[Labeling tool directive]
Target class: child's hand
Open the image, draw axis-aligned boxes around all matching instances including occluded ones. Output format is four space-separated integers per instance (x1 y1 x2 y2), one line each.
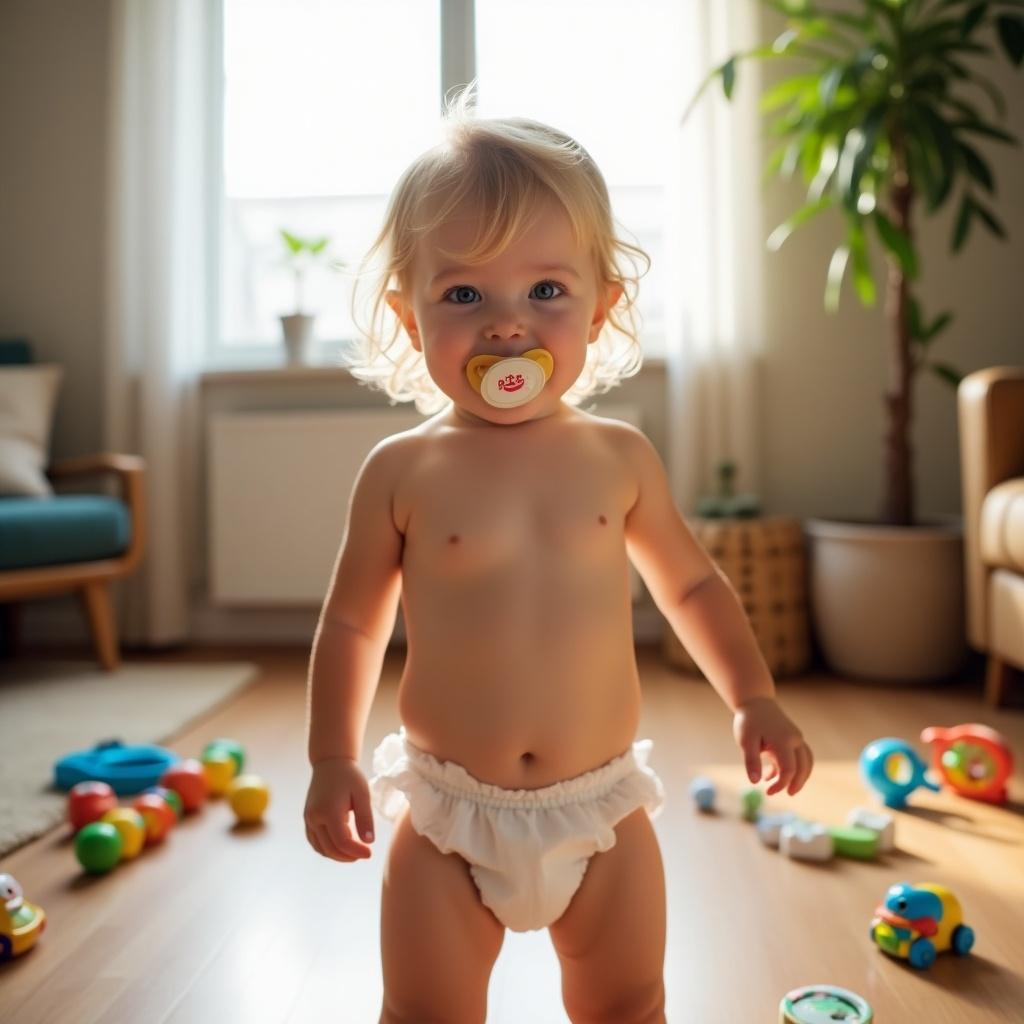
732 696 814 796
304 756 375 862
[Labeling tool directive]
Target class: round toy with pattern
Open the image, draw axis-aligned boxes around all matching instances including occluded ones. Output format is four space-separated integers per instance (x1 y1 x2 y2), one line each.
132 793 176 844
145 785 184 820
160 759 208 813
203 738 246 775
201 749 237 796
870 881 975 969
920 723 1013 805
859 738 940 808
779 984 873 1023
100 807 147 860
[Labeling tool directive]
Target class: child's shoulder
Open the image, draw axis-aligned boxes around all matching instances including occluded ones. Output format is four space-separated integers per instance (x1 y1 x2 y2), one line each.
572 407 654 459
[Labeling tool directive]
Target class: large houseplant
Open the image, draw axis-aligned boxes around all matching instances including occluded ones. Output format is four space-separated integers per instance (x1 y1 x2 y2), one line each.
686 0 1022 679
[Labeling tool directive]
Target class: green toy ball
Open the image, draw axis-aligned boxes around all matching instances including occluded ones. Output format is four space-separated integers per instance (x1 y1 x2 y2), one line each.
740 786 764 822
203 738 245 775
75 821 124 874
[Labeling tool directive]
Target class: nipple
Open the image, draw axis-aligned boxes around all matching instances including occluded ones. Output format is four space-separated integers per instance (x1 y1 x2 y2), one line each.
465 348 555 409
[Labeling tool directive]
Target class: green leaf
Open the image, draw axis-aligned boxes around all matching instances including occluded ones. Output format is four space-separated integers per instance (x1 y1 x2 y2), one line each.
280 228 304 255
874 210 919 278
848 219 877 306
952 193 974 250
930 361 964 387
767 196 834 250
997 15 1024 65
722 57 737 99
956 140 995 191
760 74 820 113
825 244 850 312
971 197 1007 237
924 311 954 341
959 4 989 38
952 117 1019 144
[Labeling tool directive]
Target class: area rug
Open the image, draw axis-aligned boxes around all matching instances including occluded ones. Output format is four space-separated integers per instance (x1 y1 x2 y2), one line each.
0 660 257 857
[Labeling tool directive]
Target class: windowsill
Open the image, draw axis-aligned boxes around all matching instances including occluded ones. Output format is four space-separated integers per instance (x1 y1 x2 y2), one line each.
200 355 666 387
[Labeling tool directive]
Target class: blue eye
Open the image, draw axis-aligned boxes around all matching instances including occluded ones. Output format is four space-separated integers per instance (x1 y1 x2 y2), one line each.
445 285 480 304
531 281 565 300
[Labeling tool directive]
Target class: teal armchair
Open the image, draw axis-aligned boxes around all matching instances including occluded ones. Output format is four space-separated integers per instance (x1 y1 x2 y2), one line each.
0 340 146 669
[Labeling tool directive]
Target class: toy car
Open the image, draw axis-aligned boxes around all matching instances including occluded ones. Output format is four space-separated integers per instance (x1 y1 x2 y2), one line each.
870 882 974 969
0 874 46 961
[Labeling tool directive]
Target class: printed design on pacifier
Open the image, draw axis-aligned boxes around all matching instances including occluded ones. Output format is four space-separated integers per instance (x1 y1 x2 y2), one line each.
465 349 555 408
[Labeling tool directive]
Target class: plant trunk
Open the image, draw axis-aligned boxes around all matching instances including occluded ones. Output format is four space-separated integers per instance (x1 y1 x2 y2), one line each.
883 155 915 526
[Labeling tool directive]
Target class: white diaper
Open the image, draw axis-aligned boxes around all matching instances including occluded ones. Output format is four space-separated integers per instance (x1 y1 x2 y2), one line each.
369 728 665 932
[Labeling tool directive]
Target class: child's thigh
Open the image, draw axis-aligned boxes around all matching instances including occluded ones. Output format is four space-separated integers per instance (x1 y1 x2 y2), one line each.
379 806 505 1024
548 807 666 1023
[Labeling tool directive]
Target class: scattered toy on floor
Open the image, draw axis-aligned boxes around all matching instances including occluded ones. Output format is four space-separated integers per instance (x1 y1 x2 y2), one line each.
688 776 716 812
74 822 123 874
920 723 1013 806
66 780 117 832
227 774 271 824
847 808 895 853
779 984 873 1023
859 737 940 809
0 874 46 961
54 740 179 795
870 882 975 970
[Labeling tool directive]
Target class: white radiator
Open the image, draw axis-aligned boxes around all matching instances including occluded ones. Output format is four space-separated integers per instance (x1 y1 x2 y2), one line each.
207 404 644 605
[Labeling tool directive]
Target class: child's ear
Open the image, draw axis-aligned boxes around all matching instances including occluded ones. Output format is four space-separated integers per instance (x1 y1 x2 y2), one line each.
385 289 421 352
587 282 624 343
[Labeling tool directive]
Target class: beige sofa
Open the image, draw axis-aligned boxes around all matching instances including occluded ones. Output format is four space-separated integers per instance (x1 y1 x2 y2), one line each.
959 366 1024 706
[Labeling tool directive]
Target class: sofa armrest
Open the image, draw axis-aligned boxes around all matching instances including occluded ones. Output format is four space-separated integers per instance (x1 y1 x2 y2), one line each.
47 453 147 574
958 367 1024 649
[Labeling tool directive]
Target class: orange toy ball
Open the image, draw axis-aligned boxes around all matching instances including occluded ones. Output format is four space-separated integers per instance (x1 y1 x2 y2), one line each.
132 793 176 845
160 759 208 813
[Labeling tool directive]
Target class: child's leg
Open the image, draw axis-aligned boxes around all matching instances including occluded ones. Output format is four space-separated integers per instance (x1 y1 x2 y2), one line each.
379 805 506 1024
547 807 667 1024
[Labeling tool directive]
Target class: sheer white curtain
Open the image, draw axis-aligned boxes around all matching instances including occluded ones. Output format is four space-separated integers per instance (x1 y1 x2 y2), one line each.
665 1 765 513
105 0 216 644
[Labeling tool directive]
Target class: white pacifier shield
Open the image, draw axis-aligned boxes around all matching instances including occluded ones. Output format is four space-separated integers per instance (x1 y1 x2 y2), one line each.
479 357 547 408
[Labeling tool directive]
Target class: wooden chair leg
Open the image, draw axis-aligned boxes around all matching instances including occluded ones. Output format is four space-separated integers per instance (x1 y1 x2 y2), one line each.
985 655 1012 708
78 582 120 671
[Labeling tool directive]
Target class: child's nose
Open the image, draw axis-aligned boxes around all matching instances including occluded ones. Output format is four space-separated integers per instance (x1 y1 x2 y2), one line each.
485 317 525 343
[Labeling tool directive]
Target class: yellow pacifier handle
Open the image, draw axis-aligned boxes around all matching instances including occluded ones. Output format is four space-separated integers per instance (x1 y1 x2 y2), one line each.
465 348 554 393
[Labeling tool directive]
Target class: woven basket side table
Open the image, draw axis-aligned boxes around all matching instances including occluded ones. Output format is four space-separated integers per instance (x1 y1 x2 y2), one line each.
662 516 811 679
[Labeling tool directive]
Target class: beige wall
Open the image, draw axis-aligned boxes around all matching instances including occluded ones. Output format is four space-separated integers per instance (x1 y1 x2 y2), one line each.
0 0 112 460
0 1 1021 535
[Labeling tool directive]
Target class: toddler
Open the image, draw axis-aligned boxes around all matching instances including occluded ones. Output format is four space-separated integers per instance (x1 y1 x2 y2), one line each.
304 87 813 1024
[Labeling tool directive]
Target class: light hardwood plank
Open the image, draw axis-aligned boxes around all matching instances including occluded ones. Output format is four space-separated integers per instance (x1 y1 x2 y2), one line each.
1 647 1022 1023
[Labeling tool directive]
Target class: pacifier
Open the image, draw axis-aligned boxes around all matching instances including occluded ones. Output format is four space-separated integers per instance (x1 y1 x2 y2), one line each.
465 348 555 408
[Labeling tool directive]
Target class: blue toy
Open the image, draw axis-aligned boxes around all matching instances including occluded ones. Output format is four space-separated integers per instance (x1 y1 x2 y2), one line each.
859 738 940 809
54 740 180 796
689 776 716 812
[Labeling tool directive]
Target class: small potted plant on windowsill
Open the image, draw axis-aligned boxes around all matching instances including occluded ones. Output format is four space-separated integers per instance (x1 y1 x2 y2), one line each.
278 229 336 365
684 0 1022 681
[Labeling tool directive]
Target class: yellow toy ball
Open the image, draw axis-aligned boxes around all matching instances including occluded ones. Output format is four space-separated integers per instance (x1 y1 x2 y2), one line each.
100 807 146 860
201 750 237 796
227 774 270 824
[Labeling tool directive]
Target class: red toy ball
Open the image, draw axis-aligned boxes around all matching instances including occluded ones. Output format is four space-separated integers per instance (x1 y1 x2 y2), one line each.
67 781 117 832
132 793 176 845
160 759 208 813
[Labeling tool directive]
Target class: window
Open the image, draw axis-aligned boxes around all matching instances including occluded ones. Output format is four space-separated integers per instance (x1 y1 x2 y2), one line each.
217 0 680 365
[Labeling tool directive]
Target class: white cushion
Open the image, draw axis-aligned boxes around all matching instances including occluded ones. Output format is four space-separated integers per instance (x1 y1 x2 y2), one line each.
0 365 64 497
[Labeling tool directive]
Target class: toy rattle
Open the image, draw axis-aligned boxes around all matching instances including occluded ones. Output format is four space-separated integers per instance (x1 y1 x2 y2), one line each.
920 723 1013 805
870 881 974 970
0 874 46 960
859 737 940 808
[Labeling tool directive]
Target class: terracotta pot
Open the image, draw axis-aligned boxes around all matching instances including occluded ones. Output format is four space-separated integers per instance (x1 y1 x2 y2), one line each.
806 517 966 681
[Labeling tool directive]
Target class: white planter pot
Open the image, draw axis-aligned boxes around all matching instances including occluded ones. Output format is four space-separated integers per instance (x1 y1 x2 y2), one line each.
806 518 967 682
280 313 314 365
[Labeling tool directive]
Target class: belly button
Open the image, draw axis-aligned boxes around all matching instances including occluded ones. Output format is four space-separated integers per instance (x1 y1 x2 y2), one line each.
520 752 535 764
598 515 607 525
448 534 460 544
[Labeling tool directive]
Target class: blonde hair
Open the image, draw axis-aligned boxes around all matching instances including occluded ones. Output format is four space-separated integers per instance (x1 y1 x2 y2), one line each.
346 83 650 415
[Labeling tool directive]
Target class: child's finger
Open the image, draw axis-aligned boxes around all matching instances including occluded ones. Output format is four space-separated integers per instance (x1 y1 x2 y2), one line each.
765 747 796 795
353 791 375 844
788 744 814 795
743 740 763 783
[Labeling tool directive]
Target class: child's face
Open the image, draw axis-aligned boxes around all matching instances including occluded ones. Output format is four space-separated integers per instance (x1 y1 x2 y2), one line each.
386 193 621 425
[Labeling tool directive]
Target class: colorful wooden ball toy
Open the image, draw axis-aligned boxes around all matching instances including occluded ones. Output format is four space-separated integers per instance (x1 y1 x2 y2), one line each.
227 774 270 824
99 808 147 860
160 759 208 813
75 822 123 874
67 780 117 832
132 793 176 844
145 785 184 820
203 738 245 775
201 750 237 796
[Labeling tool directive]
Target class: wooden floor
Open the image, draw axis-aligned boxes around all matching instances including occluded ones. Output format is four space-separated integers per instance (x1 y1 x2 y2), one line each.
2 646 1022 1023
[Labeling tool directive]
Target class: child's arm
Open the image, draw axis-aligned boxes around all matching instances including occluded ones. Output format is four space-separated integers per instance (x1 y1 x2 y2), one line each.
304 437 406 860
619 426 813 796
308 437 405 762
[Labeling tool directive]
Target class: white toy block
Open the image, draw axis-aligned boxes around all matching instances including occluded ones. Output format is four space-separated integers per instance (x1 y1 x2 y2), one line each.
847 807 895 852
779 821 834 862
756 812 797 848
